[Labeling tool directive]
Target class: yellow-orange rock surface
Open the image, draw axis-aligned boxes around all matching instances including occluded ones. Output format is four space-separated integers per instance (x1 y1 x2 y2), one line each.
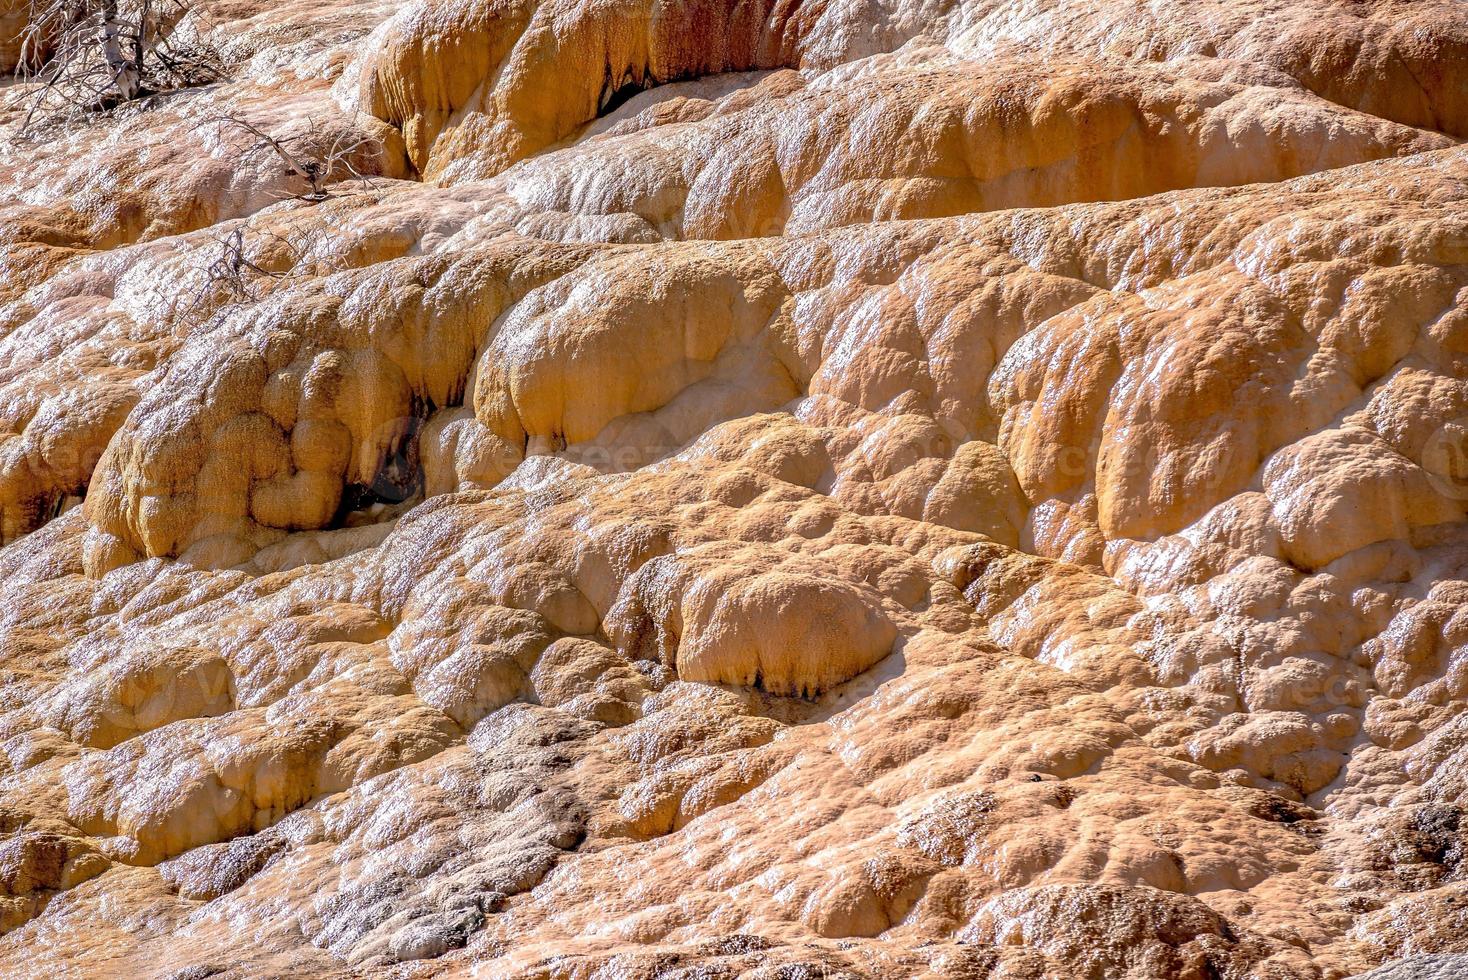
0 0 1467 976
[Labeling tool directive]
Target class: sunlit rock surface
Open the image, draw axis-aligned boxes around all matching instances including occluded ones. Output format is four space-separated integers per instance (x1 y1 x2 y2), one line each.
1 0 1466 976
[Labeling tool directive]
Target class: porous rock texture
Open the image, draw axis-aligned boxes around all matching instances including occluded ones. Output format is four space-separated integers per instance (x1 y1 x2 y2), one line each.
0 0 1467 976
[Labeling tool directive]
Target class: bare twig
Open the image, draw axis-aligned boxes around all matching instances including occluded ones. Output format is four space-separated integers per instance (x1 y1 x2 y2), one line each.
184 226 286 314
180 222 332 326
11 0 223 134
200 113 383 201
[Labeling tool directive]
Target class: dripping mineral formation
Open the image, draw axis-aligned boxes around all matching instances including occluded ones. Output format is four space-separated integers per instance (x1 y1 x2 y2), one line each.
1 0 1467 976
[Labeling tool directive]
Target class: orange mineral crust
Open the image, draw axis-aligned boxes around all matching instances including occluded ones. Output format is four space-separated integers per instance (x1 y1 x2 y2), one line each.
0 0 1467 977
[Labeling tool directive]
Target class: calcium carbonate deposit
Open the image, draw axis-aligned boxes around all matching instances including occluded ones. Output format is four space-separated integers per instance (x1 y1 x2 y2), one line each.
0 0 1466 976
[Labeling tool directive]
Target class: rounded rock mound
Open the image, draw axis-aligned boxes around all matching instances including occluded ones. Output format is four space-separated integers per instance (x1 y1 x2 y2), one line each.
608 544 898 697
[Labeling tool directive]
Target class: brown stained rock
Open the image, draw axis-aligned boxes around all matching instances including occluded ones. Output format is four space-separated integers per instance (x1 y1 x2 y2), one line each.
1 0 1467 976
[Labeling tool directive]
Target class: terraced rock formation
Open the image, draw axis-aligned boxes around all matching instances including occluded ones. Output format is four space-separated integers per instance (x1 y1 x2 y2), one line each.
0 0 1466 976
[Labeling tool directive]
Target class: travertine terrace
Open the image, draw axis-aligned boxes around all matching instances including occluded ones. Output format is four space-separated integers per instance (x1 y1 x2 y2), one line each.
0 0 1466 976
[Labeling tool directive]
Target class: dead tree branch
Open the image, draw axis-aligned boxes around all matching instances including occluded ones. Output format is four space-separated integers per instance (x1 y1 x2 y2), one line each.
200 113 383 201
12 0 222 134
184 226 288 315
180 222 333 326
